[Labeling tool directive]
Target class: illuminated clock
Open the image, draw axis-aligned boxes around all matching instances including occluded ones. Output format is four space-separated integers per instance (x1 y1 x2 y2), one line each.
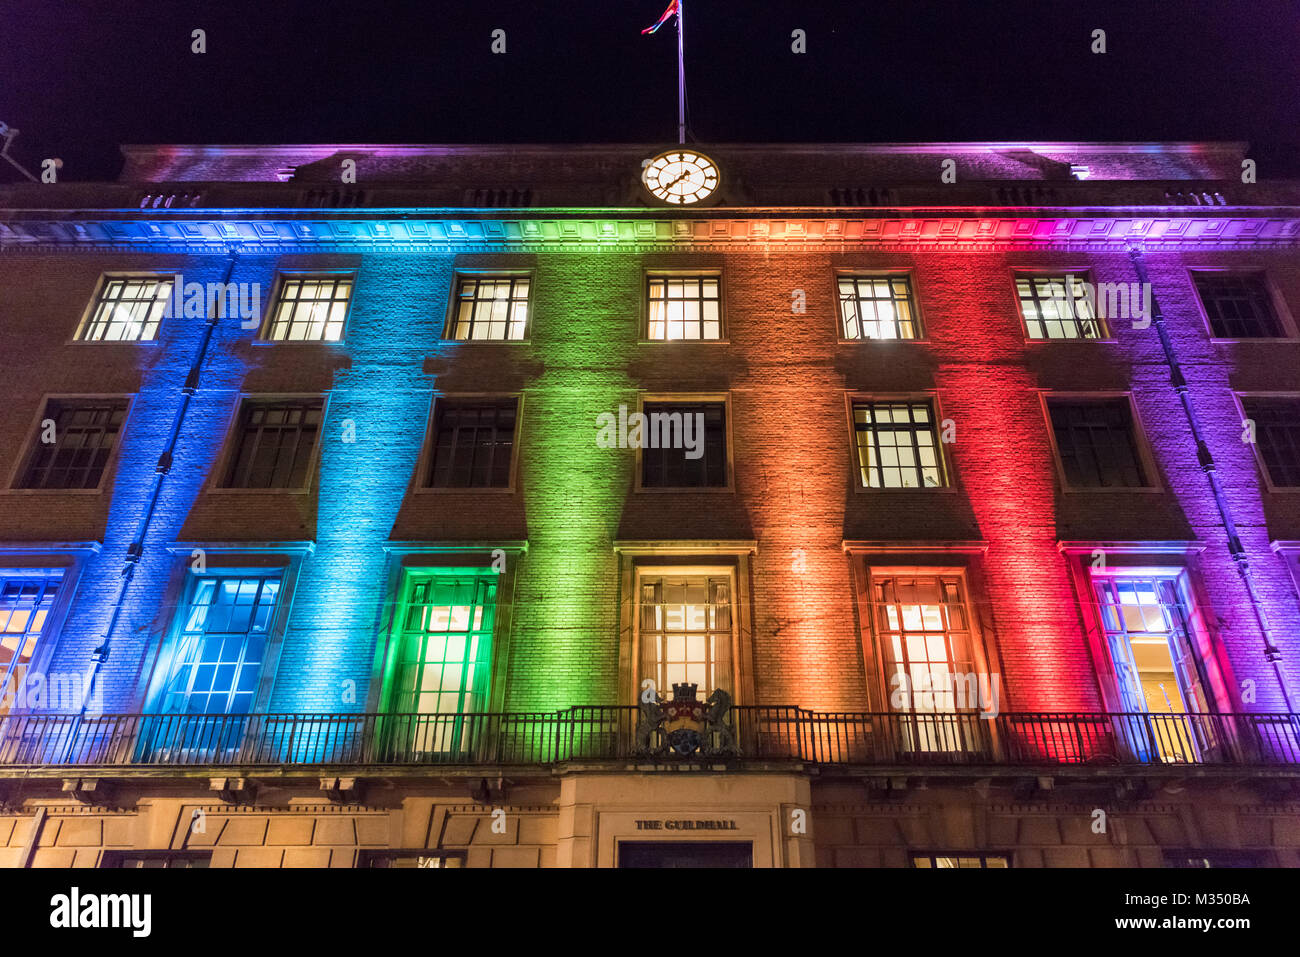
641 149 720 205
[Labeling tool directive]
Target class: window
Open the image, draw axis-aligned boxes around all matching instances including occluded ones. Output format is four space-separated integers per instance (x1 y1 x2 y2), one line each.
221 398 323 489
870 573 982 752
16 398 129 490
263 275 352 341
837 275 919 340
357 851 465 868
158 575 280 714
1092 572 1213 762
1193 273 1286 338
639 575 733 695
1241 396 1300 488
1047 397 1150 488
388 573 497 752
646 275 722 340
426 398 518 489
912 854 1009 868
449 276 530 341
0 573 62 716
851 400 946 489
78 276 172 342
102 851 212 868
640 401 728 488
1163 851 1267 868
1015 274 1106 340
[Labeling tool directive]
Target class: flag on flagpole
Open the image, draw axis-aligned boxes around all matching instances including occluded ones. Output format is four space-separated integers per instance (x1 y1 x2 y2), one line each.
641 0 679 35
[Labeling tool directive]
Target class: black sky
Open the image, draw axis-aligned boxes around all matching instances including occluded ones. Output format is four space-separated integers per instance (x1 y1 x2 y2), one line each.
1 0 1298 181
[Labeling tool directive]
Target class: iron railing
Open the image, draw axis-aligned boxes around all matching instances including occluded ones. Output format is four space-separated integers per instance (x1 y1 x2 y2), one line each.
1 709 1298 769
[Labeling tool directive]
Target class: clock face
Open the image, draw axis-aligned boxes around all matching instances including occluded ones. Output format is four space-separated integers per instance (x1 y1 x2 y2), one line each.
642 150 720 205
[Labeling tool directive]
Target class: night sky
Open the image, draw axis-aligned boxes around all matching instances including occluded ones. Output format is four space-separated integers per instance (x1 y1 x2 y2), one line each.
1 0 1297 181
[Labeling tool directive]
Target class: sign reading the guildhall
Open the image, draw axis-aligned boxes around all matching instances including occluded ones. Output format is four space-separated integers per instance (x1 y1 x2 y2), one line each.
634 819 740 831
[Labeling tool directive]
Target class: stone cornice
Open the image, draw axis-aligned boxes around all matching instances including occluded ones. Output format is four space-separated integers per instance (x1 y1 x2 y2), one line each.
1 210 1299 252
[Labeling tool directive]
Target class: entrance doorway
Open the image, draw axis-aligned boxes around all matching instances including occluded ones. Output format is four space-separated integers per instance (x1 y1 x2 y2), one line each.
618 841 753 868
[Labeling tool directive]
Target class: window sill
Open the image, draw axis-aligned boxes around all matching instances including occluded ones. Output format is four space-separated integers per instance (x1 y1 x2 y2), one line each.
1057 485 1165 494
250 339 348 347
414 486 518 495
1208 337 1300 345
204 486 315 495
1 487 107 495
837 337 932 345
634 485 734 494
438 338 532 346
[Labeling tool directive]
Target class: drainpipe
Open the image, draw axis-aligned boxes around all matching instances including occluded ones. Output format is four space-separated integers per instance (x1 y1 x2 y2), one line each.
77 245 241 723
1128 244 1294 711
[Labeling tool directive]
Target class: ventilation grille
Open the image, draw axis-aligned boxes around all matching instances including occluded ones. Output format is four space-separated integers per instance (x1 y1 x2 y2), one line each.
1164 189 1227 206
138 191 203 209
466 188 535 207
828 187 894 206
302 188 369 207
991 186 1060 205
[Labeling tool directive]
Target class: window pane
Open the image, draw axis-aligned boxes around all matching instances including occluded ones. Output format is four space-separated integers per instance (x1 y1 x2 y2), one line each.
1242 396 1300 487
838 275 920 340
640 402 727 488
18 399 129 490
1016 275 1106 340
646 276 723 340
78 277 171 342
852 400 945 488
1194 273 1284 339
222 398 324 489
161 575 279 716
639 575 733 697
264 276 352 341
1047 398 1148 488
449 276 530 341
427 398 518 488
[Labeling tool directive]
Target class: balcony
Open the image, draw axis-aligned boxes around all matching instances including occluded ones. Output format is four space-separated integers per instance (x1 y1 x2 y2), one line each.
2 709 1300 774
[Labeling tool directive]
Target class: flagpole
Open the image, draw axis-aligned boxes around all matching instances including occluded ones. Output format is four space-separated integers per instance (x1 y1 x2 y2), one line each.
676 0 686 144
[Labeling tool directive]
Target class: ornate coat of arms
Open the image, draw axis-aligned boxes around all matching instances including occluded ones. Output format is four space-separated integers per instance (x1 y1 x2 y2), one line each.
635 683 738 758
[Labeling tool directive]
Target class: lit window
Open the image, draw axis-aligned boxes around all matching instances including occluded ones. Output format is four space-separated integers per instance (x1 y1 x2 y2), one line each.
1093 573 1213 763
870 573 980 752
388 573 497 753
159 575 280 714
639 575 732 694
78 277 172 342
17 398 129 490
838 275 919 340
449 276 530 341
0 573 62 716
358 851 465 868
426 398 518 489
1193 273 1286 339
263 275 352 341
1047 397 1150 488
103 851 213 868
1163 851 1265 868
913 854 1009 868
640 401 728 488
1015 274 1106 340
851 400 945 488
646 276 722 340
221 398 323 489
1240 396 1300 487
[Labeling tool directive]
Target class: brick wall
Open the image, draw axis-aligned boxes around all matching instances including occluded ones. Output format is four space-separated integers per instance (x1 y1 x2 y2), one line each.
2 240 1300 715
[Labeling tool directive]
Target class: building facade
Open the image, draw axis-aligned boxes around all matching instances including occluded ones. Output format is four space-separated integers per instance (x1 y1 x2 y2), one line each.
2 142 1300 867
